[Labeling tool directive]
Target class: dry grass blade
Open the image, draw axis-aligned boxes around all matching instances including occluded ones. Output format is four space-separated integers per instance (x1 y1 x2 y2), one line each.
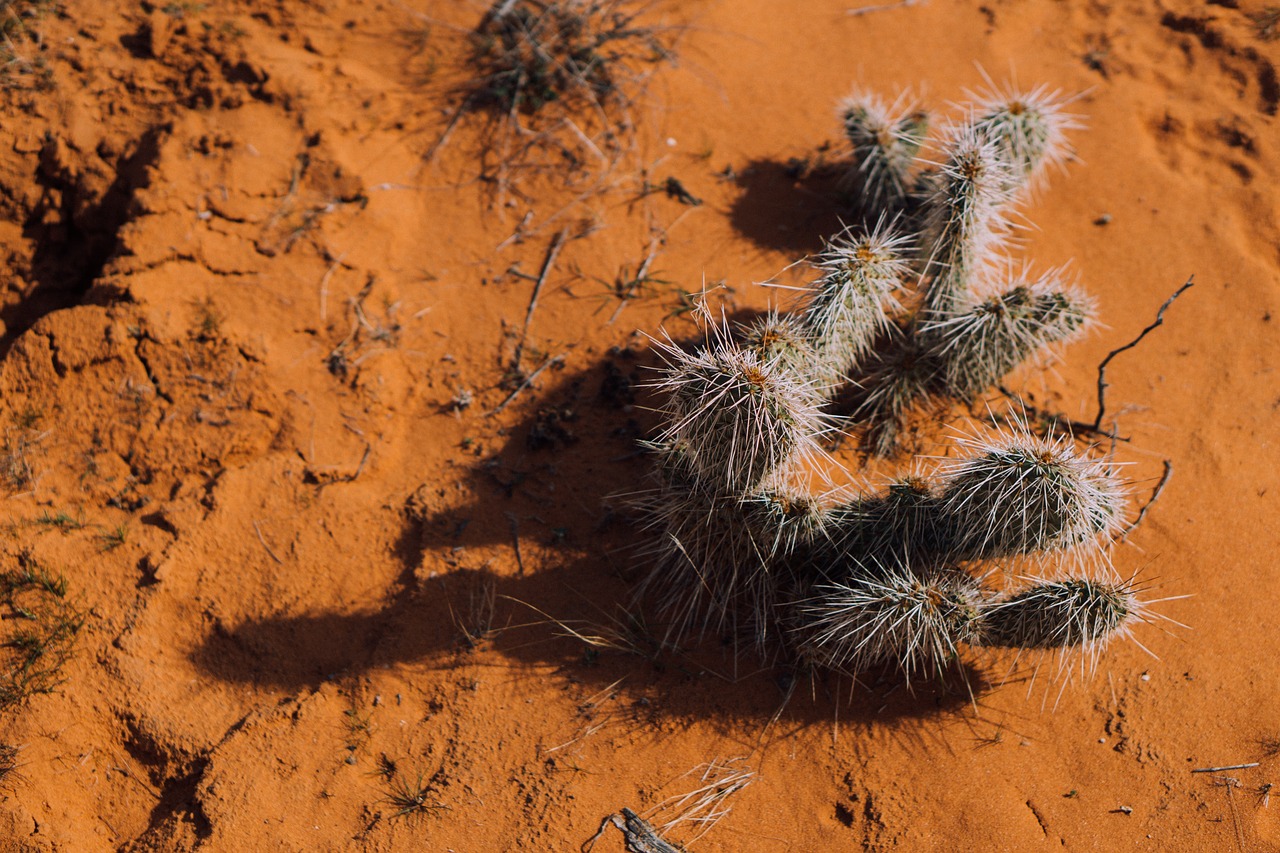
652 757 757 844
383 765 448 819
0 742 20 789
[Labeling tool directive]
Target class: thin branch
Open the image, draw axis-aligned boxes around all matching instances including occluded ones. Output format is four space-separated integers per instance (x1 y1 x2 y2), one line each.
1120 459 1173 540
1092 278 1194 432
1192 763 1259 774
994 385 1126 443
608 238 662 324
507 512 526 576
424 95 474 165
487 353 564 416
847 0 925 15
345 444 372 481
318 253 348 322
252 520 284 565
514 228 569 365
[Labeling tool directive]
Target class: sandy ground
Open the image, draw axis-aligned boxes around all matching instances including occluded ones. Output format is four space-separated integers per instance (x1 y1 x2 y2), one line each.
0 0 1278 850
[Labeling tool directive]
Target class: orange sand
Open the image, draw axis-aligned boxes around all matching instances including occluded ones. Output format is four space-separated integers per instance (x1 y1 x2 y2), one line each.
0 1 1278 850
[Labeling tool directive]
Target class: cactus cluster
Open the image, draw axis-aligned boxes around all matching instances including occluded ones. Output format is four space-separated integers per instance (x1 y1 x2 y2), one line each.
827 83 1087 453
635 82 1148 685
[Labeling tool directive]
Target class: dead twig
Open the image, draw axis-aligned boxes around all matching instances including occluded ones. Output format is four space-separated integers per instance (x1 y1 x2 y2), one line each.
252 520 284 565
847 0 925 15
1193 763 1260 774
496 210 535 251
423 95 474 165
1120 459 1173 540
1092 278 1194 433
507 512 526 576
514 229 568 366
1212 774 1246 853
318 253 348 322
306 444 373 485
488 353 564 416
608 239 663 325
339 444 373 482
994 385 1125 443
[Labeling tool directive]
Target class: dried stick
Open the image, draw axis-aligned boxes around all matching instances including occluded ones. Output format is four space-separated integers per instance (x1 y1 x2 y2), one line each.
1120 459 1173 540
488 353 564 417
318 254 347 322
252 520 284 565
994 385 1124 442
517 228 569 357
847 0 924 14
1092 278 1194 432
507 512 526 576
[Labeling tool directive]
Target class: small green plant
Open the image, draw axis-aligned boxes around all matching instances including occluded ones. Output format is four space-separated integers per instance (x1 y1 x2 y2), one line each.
1 552 86 711
341 696 374 763
97 524 128 552
33 510 86 533
190 296 224 342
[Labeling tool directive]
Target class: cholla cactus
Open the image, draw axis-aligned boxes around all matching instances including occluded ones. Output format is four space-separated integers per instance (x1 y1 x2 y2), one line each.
966 81 1079 196
632 81 1158 685
922 272 1094 401
935 427 1127 561
839 83 1092 451
792 563 984 679
799 221 910 385
840 89 929 211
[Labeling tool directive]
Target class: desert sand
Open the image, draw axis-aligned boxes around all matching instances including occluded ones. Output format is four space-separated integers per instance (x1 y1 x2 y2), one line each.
0 0 1278 850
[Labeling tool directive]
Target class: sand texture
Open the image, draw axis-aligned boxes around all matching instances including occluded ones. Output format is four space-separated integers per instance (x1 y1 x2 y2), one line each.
0 0 1278 850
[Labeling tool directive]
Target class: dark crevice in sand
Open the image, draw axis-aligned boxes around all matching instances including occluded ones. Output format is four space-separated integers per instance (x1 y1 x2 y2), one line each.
2 124 170 357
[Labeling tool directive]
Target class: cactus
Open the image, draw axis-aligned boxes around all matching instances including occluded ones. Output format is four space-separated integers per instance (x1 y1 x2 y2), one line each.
650 322 828 495
799 219 911 385
792 563 983 679
966 81 1079 196
839 89 929 212
935 426 1127 561
921 272 1094 401
980 577 1141 652
632 80 1157 688
916 126 1015 322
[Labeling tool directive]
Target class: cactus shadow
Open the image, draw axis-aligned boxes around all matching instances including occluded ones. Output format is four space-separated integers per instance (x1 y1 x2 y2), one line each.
727 157 851 254
188 353 992 729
